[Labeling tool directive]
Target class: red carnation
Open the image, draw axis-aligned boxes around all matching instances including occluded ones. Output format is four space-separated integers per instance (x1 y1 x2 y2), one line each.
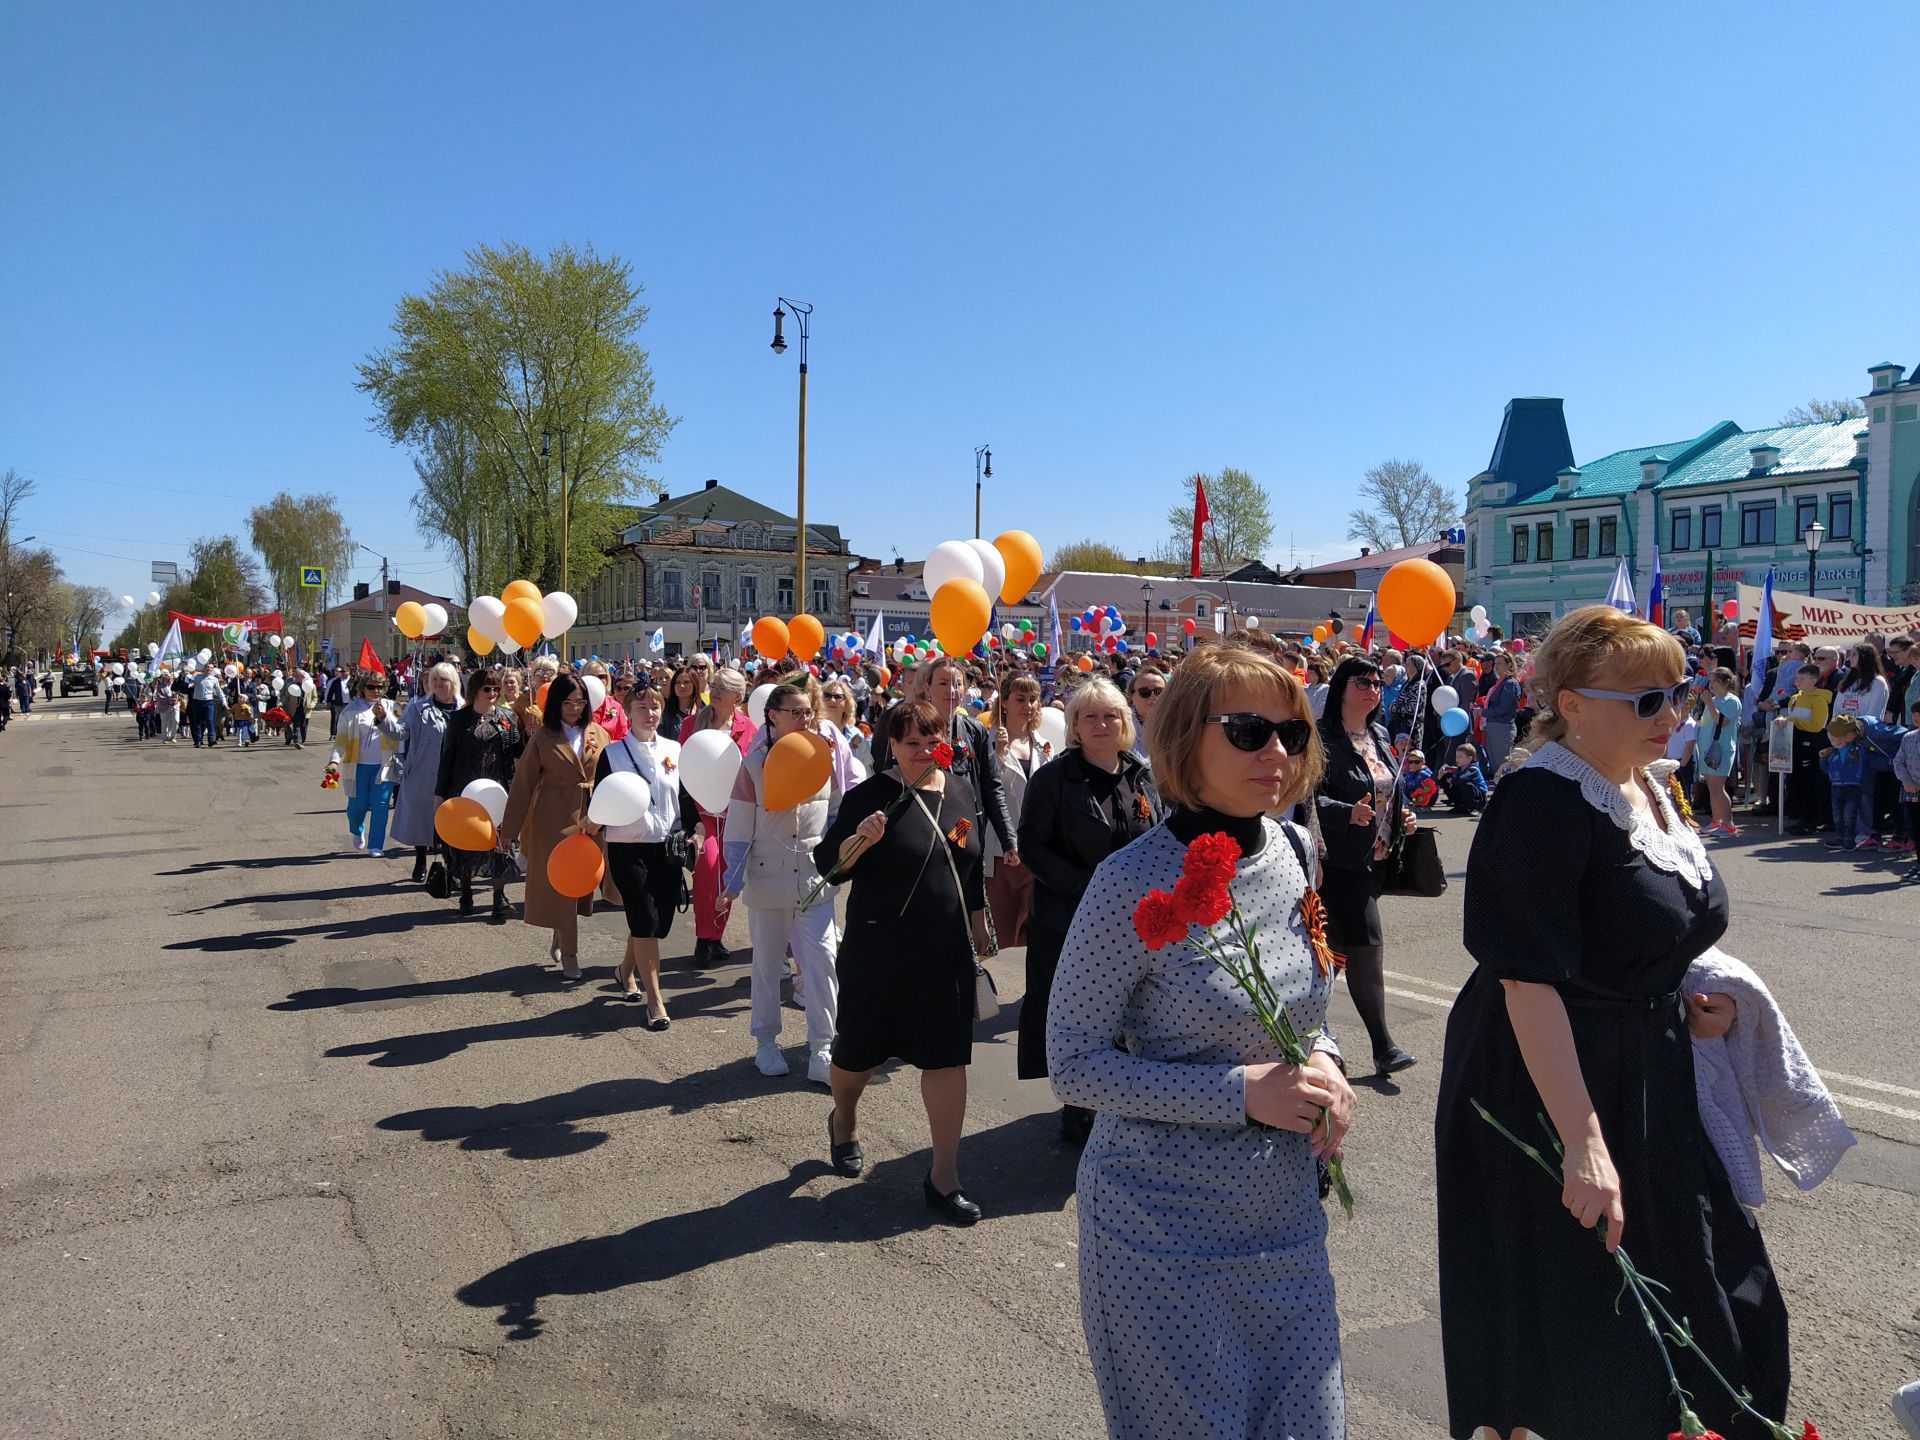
1181 831 1241 890
1132 888 1189 950
929 739 955 769
1172 873 1232 926
1801 1425 1820 1440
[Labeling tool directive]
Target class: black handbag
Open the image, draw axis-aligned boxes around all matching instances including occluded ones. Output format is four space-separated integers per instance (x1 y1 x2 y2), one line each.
424 859 451 899
1381 828 1447 897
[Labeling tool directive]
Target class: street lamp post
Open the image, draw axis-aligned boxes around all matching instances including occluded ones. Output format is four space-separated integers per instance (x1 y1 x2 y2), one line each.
974 445 992 539
356 541 391 666
770 300 812 613
1805 521 1825 600
542 427 571 658
1140 579 1154 650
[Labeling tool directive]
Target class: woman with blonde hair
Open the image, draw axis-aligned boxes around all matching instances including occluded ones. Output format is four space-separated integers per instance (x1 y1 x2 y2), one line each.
679 665 754 968
1435 605 1786 1440
390 661 463 884
986 672 1046 947
1017 676 1162 1142
1047 643 1352 1440
323 672 406 858
516 656 559 738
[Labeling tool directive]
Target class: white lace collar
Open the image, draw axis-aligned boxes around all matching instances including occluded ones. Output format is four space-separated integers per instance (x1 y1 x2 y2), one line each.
1525 741 1714 890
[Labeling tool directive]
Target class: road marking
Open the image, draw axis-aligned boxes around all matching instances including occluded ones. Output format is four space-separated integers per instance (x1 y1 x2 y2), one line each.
1384 969 1464 995
1385 985 1454 1010
1827 1092 1920 1123
1822 1071 1920 1101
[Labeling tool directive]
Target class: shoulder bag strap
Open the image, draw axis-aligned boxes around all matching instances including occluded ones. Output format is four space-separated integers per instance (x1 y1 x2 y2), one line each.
906 783 974 933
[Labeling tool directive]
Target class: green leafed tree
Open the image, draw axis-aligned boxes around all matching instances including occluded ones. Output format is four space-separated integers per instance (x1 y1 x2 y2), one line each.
248 491 353 635
1167 468 1274 574
356 242 677 598
1046 539 1139 574
1346 458 1458 551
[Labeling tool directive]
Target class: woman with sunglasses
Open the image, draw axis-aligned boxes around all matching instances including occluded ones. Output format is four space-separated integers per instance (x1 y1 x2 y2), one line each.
435 668 524 921
1315 656 1417 1076
986 673 1046 947
1016 676 1162 1144
1047 642 1352 1440
323 671 406 857
1434 606 1786 1440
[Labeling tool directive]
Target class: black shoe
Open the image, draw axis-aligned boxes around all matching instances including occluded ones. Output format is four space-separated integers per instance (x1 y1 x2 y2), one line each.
644 1010 671 1032
411 857 427 883
828 1111 864 1177
459 886 475 914
1374 1046 1418 1076
923 1174 981 1225
488 895 510 925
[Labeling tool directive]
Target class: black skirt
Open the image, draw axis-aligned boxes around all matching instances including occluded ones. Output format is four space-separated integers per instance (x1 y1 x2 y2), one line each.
1318 862 1383 950
833 912 974 1072
606 841 679 940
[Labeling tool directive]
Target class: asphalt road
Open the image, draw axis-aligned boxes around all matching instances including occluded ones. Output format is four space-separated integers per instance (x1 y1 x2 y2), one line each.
3 691 1916 1438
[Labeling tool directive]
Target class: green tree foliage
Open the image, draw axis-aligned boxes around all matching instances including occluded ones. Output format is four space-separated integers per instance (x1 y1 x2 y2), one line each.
1167 468 1274 573
53 582 113 656
248 492 353 634
1046 539 1140 574
1346 458 1457 551
108 536 268 653
356 242 676 598
2 467 65 661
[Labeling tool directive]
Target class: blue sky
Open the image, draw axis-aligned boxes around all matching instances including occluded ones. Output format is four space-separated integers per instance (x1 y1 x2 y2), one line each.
3 1 1914 614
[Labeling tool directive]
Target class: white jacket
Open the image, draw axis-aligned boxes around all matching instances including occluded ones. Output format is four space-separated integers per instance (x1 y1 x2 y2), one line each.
723 739 843 908
599 733 683 845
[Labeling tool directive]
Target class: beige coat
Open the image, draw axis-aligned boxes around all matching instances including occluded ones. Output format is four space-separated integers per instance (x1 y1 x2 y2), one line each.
501 722 610 929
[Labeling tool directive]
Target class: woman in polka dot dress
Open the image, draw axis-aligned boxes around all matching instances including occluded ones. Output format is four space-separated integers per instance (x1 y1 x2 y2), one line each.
1048 643 1356 1440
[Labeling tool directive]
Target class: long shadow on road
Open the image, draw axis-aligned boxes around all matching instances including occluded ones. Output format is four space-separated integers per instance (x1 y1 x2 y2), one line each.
271 961 560 1012
455 1110 1079 1339
158 853 339 876
165 906 466 951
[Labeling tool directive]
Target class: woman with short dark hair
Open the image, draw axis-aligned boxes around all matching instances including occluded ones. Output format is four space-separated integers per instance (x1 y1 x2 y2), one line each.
499 673 609 979
436 668 523 922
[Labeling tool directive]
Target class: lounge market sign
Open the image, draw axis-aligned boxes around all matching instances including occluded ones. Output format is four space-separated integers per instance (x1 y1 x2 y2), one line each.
1735 585 1920 648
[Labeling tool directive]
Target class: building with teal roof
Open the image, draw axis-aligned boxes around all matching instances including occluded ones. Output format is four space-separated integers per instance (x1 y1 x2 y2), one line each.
1463 358 1920 636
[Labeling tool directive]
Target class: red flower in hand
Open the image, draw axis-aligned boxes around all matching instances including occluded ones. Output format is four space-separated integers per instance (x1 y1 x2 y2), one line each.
1181 831 1241 890
1801 1425 1821 1440
1171 873 1232 926
1132 888 1188 950
929 740 955 769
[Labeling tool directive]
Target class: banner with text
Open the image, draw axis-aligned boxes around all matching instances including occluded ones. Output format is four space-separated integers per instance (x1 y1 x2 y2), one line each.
168 609 284 634
1736 585 1920 649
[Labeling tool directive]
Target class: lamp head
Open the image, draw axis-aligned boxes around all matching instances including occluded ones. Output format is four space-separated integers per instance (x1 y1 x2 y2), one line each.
1806 521 1826 554
983 446 992 477
771 305 787 354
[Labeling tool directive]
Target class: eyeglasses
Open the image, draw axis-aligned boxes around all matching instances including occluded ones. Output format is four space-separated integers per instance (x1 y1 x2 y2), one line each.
1570 682 1690 719
1349 676 1384 691
1205 713 1314 755
1134 686 1164 698
478 686 499 694
776 707 814 721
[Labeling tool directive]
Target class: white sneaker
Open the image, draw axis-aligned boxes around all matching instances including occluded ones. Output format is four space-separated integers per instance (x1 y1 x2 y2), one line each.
754 1039 790 1077
368 847 385 859
353 831 368 851
806 1049 833 1086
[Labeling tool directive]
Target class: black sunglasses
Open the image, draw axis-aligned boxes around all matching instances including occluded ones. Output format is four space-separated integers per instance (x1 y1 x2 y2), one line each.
1205 713 1314 755
1570 681 1691 719
1349 676 1384 691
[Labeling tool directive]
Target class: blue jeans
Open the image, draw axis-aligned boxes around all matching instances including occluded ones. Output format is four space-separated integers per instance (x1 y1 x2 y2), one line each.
346 764 394 849
189 699 216 746
1831 784 1870 845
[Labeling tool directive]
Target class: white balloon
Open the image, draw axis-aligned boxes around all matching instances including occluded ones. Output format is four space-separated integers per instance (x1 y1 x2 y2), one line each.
460 778 509 827
273 669 284 681
268 635 282 648
1244 615 1260 630
588 771 649 827
147 591 161 605
147 642 159 657
539 592 578 640
469 595 509 644
272 677 285 693
1470 605 1489 624
924 539 985 597
420 603 450 638
1000 622 1017 641
681 728 744 813
1035 706 1068 755
197 648 213 664
120 595 135 608
747 681 776 728
278 635 290 647
964 539 1006 606
110 662 125 675
581 674 607 713
224 663 239 678
1431 685 1460 714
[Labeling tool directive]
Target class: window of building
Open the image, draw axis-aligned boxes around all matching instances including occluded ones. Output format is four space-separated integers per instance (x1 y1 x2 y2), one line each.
1897 404 1919 422
1793 497 1818 540
1740 501 1776 546
1670 510 1691 551
777 576 795 611
1701 505 1722 549
1195 600 1209 620
1466 533 1476 571
1829 493 1853 540
1534 523 1553 562
1511 528 1529 565
738 573 757 613
661 570 683 610
1510 609 1553 639
1598 517 1617 556
1571 518 1590 559
700 571 721 611
812 577 832 616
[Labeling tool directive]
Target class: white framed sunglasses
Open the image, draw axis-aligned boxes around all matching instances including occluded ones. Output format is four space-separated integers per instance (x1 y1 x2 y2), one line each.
1570 681 1690 719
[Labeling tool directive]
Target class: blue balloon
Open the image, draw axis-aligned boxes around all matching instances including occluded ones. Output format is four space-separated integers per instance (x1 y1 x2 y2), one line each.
1069 617 1082 631
1440 707 1471 737
1115 639 1129 653
1105 605 1119 619
903 634 916 645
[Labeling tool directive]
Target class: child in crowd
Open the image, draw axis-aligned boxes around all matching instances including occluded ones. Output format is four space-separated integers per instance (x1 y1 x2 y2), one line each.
1401 748 1437 811
1819 715 1870 851
1895 723 1920 885
1665 695 1700 797
1439 741 1489 814
231 694 257 748
1785 663 1833 836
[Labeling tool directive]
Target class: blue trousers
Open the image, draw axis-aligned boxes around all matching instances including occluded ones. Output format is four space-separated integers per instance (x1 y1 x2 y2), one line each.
1831 784 1870 845
346 765 394 849
189 699 216 746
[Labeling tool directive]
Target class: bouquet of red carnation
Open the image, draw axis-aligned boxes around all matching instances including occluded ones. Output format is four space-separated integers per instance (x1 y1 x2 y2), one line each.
800 738 955 912
1134 832 1353 1216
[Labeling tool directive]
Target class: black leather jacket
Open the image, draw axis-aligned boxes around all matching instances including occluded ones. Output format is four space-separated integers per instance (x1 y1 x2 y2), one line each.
1314 720 1406 875
1017 749 1161 931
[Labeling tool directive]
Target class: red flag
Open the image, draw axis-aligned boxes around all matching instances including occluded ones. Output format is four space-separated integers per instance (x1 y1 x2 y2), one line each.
1190 477 1210 578
355 637 386 676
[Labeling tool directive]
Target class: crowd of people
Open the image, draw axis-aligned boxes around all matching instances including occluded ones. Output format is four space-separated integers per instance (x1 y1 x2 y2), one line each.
17 598 1915 1439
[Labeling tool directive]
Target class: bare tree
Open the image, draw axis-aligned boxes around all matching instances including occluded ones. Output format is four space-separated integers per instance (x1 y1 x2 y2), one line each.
0 466 34 544
1779 398 1865 425
1346 459 1458 551
54 583 113 656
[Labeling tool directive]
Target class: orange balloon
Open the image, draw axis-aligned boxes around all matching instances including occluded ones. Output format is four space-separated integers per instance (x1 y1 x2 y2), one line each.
873 665 891 688
762 730 832 811
930 577 991 654
751 615 790 660
503 595 544 649
787 613 825 662
468 626 495 656
393 601 426 639
502 579 542 605
1076 654 1094 673
1375 558 1456 648
992 529 1042 605
546 832 604 898
434 796 496 852
534 681 550 711
1312 623 1330 642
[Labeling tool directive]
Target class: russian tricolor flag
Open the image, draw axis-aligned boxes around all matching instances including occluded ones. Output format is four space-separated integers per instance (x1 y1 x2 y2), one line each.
1648 544 1665 629
1359 600 1376 651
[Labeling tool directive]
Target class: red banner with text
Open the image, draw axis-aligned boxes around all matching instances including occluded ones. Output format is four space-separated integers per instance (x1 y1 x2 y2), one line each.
167 610 285 634
1736 585 1920 649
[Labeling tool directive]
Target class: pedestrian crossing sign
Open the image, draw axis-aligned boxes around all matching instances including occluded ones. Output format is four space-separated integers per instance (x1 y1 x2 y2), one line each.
300 565 325 588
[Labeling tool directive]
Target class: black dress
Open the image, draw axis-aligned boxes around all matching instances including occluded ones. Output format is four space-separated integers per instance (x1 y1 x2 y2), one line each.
1434 746 1789 1440
435 706 524 886
816 771 985 1073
